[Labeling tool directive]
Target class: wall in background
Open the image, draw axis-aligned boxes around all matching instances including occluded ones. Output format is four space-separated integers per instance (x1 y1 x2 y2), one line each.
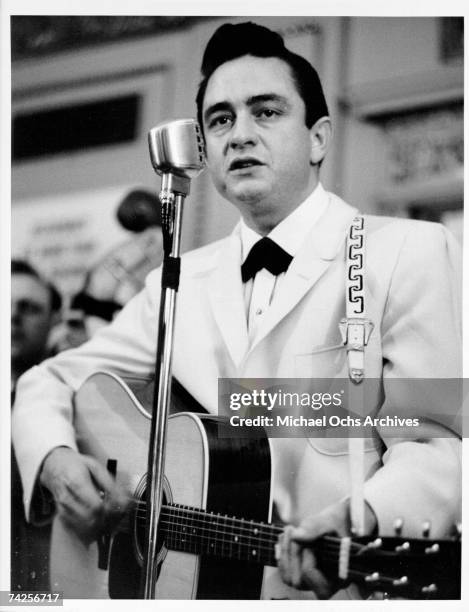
11 16 463 292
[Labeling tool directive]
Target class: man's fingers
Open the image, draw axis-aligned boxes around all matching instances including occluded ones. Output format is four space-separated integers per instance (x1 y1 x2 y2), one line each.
278 530 333 597
278 526 306 588
82 455 116 494
82 455 129 513
40 447 128 541
44 451 102 512
289 537 303 587
52 459 106 539
300 548 331 598
276 501 354 596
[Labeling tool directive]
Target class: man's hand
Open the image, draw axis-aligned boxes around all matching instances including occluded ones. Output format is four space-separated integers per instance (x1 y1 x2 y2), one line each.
40 446 130 542
277 498 377 598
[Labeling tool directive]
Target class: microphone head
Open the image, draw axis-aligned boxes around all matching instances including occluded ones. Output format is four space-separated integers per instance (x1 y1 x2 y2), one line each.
148 118 205 179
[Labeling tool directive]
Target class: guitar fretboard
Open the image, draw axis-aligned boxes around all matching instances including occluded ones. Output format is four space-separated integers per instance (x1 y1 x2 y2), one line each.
158 503 282 566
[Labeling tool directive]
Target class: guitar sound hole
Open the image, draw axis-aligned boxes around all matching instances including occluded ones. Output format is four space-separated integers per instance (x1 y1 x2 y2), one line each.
133 476 171 567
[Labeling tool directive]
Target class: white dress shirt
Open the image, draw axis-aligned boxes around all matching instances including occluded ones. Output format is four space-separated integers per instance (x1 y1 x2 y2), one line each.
240 183 329 344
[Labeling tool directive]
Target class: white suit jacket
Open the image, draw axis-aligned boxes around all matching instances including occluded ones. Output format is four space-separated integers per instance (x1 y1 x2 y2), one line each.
13 192 462 589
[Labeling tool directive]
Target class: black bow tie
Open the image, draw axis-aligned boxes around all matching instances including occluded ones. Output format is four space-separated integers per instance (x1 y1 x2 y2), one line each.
241 237 293 282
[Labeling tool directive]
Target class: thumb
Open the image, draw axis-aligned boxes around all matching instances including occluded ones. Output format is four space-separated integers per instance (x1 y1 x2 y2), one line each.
82 455 130 511
82 455 116 493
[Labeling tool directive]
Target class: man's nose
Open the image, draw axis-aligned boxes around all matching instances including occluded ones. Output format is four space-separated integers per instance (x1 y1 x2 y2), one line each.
228 114 258 150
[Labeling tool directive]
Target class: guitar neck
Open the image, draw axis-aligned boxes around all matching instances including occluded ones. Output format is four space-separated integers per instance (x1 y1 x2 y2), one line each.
160 503 282 567
158 503 344 575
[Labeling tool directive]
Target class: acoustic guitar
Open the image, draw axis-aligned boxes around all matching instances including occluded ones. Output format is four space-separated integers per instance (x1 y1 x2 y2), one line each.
49 371 461 599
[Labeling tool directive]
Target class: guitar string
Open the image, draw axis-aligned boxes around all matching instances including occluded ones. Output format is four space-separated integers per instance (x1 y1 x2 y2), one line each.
131 503 342 543
135 526 398 574
118 519 278 560
158 520 287 553
133 504 284 536
124 502 403 560
138 509 283 535
130 513 348 559
139 528 385 578
118 511 424 584
133 500 359 546
125 504 345 554
158 519 287 543
140 521 416 584
134 511 356 554
157 529 340 552
148 523 425 593
117 507 440 592
141 525 421 591
131 501 365 549
158 526 345 557
158 516 450 584
118 513 411 586
156 540 345 567
341 568 412 588
135 511 339 550
156 524 348 563
132 510 358 556
133 502 457 554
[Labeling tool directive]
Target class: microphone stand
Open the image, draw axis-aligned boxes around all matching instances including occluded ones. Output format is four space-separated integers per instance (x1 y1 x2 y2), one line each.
141 171 190 599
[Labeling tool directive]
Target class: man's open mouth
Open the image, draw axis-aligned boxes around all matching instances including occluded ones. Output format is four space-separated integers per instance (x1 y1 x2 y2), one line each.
229 158 263 171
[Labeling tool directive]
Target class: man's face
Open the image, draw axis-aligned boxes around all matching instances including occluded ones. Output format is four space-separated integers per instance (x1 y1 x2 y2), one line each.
202 55 318 232
11 273 55 369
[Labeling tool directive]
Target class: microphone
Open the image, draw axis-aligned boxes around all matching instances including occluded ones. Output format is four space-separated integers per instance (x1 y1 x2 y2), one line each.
148 119 205 198
144 119 206 597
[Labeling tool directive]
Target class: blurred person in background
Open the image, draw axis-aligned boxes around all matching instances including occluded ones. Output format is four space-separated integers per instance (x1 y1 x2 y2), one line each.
50 189 164 353
11 259 62 393
11 259 62 591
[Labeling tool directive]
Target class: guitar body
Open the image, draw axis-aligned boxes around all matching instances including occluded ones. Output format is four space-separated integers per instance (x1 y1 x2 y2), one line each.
50 372 272 599
50 372 461 600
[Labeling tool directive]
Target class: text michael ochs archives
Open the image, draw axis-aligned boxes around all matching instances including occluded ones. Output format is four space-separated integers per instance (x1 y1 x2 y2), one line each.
227 388 420 429
217 378 463 438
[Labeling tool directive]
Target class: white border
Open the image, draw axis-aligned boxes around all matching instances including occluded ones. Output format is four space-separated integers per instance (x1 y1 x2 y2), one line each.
1 3 467 612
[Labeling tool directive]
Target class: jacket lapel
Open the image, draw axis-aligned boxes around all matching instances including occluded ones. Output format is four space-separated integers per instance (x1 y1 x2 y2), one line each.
248 195 358 352
205 195 358 367
206 227 249 368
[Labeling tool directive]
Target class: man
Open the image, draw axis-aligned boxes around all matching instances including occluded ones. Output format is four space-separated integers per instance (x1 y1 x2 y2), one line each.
12 23 461 599
11 260 62 390
11 260 62 591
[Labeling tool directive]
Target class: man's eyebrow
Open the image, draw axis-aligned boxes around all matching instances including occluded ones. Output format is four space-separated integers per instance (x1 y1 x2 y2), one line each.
246 93 289 106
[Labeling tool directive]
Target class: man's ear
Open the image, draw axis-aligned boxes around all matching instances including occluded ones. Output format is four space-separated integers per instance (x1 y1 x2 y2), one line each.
309 116 332 165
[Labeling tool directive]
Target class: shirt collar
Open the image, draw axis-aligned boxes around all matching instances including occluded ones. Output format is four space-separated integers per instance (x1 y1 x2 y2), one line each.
240 182 329 262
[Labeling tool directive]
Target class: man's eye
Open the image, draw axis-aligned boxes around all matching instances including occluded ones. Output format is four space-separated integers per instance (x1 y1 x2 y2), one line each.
257 108 279 119
208 115 233 129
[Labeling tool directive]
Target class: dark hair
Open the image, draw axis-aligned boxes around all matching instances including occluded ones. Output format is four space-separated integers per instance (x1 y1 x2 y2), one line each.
11 259 62 312
196 22 329 131
116 189 161 233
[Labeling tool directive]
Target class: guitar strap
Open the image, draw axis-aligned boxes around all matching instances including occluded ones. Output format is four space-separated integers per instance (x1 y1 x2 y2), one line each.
339 215 374 536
